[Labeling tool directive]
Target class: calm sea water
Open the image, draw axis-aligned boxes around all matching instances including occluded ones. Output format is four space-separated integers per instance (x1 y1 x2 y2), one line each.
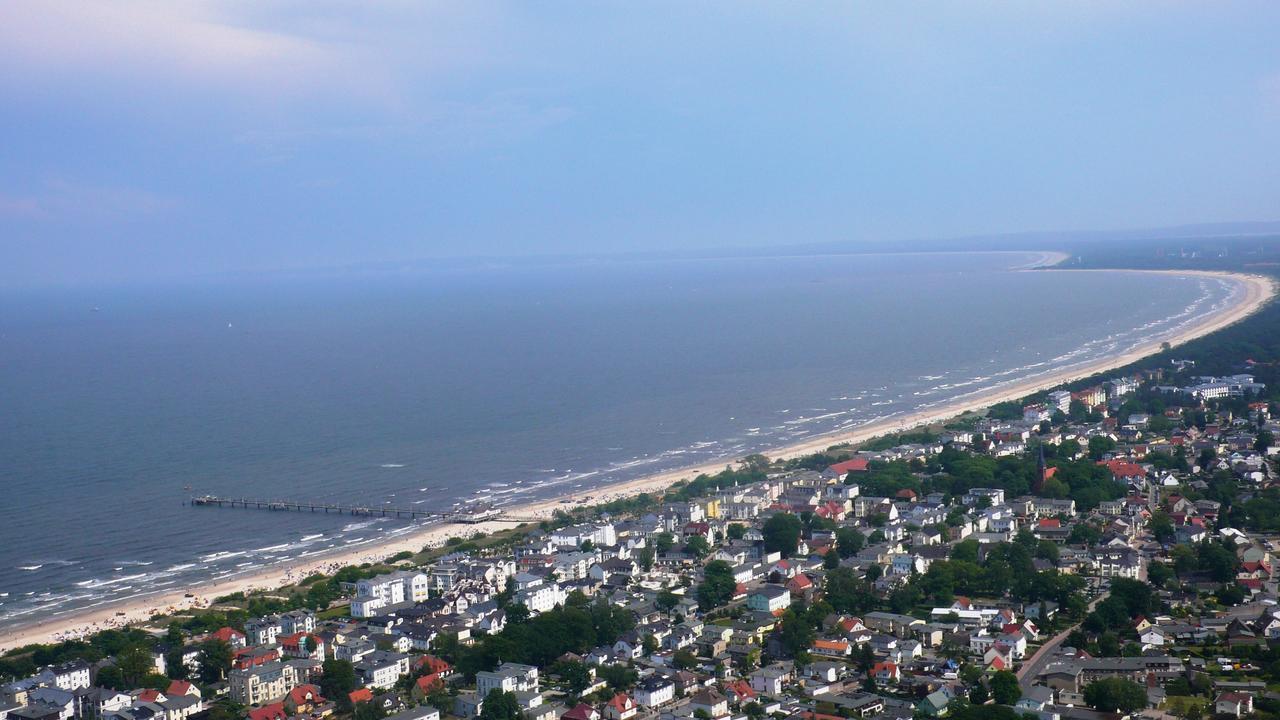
0 252 1238 628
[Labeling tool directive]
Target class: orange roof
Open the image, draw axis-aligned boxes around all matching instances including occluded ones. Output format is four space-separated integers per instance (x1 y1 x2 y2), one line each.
1099 460 1146 478
828 458 869 474
166 681 193 697
279 631 320 649
248 703 287 720
416 655 452 675
416 674 444 693
211 627 244 641
288 685 325 706
723 680 755 699
812 639 849 652
349 688 374 704
606 694 634 712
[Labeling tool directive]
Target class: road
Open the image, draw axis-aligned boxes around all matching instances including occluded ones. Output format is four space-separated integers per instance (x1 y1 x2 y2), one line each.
1017 591 1109 690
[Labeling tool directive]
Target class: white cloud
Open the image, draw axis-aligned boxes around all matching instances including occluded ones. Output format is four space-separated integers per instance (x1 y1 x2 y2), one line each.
0 1 390 103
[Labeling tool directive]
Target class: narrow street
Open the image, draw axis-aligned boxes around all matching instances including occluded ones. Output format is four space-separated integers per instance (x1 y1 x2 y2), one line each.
1017 591 1109 689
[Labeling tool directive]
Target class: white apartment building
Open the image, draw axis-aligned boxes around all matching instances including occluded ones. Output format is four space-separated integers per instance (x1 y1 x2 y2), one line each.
476 663 539 697
1047 390 1072 413
549 523 617 549
229 662 297 705
351 571 430 618
511 583 567 615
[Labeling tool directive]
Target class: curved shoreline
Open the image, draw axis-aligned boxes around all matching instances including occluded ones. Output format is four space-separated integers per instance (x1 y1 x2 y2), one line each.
1 265 1273 653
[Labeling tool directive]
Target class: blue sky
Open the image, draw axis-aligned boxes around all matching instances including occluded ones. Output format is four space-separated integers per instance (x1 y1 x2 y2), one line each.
2 2 1279 286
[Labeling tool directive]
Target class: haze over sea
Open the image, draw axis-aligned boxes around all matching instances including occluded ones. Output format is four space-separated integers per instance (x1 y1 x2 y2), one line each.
0 251 1238 628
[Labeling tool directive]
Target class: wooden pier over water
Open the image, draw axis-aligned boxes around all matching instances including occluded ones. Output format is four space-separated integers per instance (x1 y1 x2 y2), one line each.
189 495 541 524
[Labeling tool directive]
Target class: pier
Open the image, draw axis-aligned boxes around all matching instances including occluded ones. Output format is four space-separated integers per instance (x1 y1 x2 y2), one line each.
189 495 539 524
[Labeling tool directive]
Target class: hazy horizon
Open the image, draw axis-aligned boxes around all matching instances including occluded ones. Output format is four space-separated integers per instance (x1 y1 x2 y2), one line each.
3 3 1280 287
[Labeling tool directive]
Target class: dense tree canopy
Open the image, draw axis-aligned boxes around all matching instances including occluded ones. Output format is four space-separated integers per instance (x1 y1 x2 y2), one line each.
697 561 737 610
912 532 1086 609
823 567 876 615
1083 677 1147 713
320 659 358 711
989 670 1021 705
452 593 635 678
480 690 522 720
761 513 803 557
197 639 233 684
835 527 865 558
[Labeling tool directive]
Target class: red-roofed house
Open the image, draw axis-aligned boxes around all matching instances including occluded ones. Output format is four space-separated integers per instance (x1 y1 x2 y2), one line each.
248 703 287 720
872 662 899 684
166 681 198 699
1099 460 1147 482
683 522 712 539
210 627 246 649
1216 692 1254 716
603 693 637 720
825 458 870 478
1037 518 1061 529
416 655 453 678
233 646 280 670
562 703 601 720
813 501 846 521
135 690 163 704
286 685 325 714
810 639 851 658
348 688 374 705
786 574 813 597
837 617 866 635
414 673 445 698
722 680 755 705
1240 561 1271 579
278 632 325 661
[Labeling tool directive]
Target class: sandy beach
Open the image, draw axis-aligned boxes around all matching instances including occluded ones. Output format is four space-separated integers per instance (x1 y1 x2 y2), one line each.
1 264 1272 654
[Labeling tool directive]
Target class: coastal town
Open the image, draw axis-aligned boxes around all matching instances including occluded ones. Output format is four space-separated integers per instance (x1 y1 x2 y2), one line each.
5 359 1280 720
9 3 1280 720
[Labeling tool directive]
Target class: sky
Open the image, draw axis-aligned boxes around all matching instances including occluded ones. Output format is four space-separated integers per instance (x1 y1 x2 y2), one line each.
2 2 1279 287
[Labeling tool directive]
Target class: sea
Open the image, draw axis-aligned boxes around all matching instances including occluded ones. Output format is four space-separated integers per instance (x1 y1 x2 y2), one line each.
0 251 1242 631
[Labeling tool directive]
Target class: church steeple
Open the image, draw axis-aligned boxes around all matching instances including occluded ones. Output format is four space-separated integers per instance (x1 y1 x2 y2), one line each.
1034 442 1048 493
